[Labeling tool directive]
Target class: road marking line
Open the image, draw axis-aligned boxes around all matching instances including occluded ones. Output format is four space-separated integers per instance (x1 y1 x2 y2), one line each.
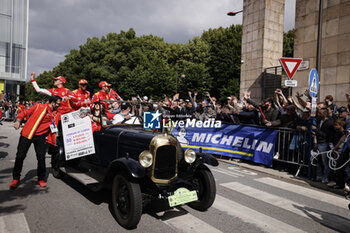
160 209 222 233
221 182 324 220
255 177 349 209
213 195 305 233
0 213 31 233
227 166 257 175
212 167 244 178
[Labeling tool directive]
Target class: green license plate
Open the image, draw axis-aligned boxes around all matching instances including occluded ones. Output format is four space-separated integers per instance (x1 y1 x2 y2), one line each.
168 188 198 207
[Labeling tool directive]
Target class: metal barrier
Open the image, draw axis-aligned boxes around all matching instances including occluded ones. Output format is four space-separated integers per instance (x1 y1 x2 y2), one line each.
273 127 311 176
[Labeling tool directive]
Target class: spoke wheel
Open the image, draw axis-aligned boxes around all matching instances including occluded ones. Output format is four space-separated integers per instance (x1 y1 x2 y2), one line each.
188 168 216 211
112 174 142 229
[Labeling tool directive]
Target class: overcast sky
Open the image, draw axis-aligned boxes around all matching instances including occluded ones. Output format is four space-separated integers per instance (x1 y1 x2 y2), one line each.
28 0 296 78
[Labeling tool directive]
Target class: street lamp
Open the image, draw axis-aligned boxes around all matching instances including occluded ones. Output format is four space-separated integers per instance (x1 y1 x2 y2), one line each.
227 10 243 16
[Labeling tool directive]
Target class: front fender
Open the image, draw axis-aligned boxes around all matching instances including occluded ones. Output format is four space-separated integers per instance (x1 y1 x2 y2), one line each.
105 158 145 184
197 152 219 166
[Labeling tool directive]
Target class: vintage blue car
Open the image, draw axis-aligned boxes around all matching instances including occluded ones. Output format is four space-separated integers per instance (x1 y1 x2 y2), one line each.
51 124 218 229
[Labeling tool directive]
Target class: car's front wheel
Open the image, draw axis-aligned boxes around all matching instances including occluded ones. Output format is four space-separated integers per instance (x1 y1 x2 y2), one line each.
188 168 216 211
112 174 142 229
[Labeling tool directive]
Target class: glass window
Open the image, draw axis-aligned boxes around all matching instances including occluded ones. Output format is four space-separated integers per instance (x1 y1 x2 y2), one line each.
13 0 27 46
0 0 11 15
0 15 11 42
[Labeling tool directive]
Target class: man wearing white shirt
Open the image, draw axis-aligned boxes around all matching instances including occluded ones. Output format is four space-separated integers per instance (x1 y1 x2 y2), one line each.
112 102 140 125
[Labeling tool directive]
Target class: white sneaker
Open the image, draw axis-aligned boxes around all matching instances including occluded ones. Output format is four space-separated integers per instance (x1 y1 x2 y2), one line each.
345 183 350 192
274 152 280 160
326 181 336 187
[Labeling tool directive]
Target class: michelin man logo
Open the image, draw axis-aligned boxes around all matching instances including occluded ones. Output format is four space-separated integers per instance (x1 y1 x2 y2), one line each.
143 110 161 129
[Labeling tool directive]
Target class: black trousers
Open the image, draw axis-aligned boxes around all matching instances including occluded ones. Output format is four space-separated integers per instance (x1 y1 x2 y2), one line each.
12 135 48 181
335 148 350 186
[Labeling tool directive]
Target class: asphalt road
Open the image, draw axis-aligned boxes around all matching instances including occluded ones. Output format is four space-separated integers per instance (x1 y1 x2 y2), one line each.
0 122 349 233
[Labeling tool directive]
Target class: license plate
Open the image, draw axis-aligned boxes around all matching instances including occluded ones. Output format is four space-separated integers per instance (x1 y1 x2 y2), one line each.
168 188 198 207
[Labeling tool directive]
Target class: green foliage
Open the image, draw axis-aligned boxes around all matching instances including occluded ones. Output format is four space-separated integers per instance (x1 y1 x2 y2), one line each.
25 26 243 102
283 29 294 58
201 25 242 99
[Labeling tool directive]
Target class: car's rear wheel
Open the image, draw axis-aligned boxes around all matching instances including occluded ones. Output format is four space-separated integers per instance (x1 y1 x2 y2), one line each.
188 168 216 211
112 174 142 229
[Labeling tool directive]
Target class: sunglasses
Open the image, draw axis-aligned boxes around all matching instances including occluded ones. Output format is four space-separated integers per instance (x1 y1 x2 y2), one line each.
80 84 87 86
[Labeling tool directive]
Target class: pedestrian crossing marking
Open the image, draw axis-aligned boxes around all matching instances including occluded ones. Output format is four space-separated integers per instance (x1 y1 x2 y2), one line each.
221 182 323 220
227 166 257 175
0 213 31 233
213 195 305 233
212 167 244 178
160 209 222 233
255 177 349 209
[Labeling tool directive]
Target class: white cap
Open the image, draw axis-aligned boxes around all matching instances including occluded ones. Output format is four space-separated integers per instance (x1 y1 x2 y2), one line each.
143 96 148 101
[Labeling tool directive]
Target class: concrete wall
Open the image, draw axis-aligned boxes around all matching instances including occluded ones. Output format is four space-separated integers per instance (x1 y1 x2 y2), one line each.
240 0 285 100
293 0 350 106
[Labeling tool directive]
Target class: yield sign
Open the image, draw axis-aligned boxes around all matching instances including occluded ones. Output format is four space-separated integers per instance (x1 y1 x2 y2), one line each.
279 58 303 80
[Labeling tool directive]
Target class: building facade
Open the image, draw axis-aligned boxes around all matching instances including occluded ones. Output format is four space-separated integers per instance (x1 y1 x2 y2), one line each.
240 0 350 106
293 0 350 106
240 0 285 101
0 0 29 100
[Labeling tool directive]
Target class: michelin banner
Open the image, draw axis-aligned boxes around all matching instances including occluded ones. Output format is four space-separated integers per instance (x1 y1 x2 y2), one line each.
171 123 278 167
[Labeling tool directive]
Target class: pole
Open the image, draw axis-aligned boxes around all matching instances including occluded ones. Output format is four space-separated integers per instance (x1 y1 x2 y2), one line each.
316 0 323 96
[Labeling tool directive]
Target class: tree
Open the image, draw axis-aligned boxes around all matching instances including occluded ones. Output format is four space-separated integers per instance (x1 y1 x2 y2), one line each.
25 26 242 102
283 29 294 58
200 25 242 101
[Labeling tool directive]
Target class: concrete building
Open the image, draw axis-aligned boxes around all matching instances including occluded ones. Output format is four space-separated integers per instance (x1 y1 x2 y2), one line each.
240 0 350 106
240 0 285 100
293 0 350 106
0 0 29 100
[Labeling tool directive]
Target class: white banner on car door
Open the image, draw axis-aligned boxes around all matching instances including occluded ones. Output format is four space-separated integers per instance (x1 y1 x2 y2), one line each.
61 110 95 160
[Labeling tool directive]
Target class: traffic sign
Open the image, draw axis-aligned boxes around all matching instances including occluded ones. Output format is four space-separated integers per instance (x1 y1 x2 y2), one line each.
308 68 319 98
279 58 303 80
284 80 298 87
298 60 309 71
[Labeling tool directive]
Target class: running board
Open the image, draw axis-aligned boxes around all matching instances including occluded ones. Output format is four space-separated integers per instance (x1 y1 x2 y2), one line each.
59 167 100 185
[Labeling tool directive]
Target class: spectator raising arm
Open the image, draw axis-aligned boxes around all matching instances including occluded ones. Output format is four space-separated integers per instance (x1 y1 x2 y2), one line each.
275 91 282 109
295 91 307 109
31 72 52 96
289 96 304 112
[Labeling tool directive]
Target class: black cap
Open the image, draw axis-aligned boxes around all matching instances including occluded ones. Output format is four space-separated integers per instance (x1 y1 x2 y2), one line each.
264 98 274 104
121 102 131 110
286 105 296 111
338 107 347 113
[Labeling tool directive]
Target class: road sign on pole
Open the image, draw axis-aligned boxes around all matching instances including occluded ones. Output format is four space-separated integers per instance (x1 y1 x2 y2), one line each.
279 58 303 80
309 68 319 117
308 68 319 98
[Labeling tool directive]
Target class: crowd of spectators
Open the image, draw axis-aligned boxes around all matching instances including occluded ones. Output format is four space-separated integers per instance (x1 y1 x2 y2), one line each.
1 87 350 191
123 89 350 191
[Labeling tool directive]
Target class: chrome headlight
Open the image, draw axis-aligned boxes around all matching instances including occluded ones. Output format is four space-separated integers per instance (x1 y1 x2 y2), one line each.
139 150 153 168
184 149 196 164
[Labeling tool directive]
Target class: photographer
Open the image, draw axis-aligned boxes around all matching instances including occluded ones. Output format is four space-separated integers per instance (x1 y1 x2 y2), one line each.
112 102 140 125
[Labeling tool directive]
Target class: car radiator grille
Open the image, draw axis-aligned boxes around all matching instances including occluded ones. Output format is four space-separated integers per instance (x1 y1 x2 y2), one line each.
154 145 177 180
